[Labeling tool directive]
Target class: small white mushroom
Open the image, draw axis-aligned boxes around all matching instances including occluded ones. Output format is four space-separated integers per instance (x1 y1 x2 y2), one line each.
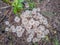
14 16 20 23
38 25 45 32
16 26 22 32
44 29 49 35
32 8 37 14
10 25 16 32
34 21 40 27
16 27 25 37
5 27 10 31
29 18 35 25
33 38 39 43
37 8 40 12
25 3 29 8
27 37 32 42
29 33 34 39
16 31 23 37
22 18 28 25
25 10 31 15
4 21 10 26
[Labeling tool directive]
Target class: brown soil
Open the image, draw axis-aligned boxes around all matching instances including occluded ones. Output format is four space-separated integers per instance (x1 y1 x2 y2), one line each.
0 0 60 45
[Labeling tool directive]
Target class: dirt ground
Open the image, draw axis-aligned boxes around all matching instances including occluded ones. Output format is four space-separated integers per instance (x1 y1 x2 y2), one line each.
0 0 60 45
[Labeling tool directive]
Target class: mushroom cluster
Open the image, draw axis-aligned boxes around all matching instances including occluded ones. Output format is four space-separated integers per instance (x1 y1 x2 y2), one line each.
5 8 49 43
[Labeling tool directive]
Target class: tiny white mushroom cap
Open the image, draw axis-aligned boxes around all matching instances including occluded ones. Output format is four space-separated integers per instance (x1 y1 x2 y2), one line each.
33 8 37 12
37 8 40 11
32 8 37 14
38 14 44 20
38 25 45 32
41 33 46 38
32 15 37 19
37 13 43 18
25 10 31 15
14 16 20 23
27 37 32 42
26 29 32 34
37 32 42 39
4 21 10 26
29 33 34 39
22 18 28 25
16 32 23 37
5 27 10 31
16 26 25 33
43 20 49 27
33 38 39 43
29 18 35 25
44 29 49 35
25 3 29 8
34 21 40 27
37 32 46 39
26 29 34 35
21 28 25 33
16 27 25 37
10 25 16 32
21 12 30 18
24 23 32 30
16 26 22 31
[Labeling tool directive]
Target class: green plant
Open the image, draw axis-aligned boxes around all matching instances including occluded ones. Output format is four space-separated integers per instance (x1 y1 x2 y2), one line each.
53 38 59 45
3 0 9 3
12 0 24 14
33 42 38 45
27 0 35 10
29 2 35 10
12 0 36 14
2 0 12 4
3 0 36 14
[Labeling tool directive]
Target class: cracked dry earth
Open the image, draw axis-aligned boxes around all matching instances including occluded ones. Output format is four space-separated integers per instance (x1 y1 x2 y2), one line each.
0 0 60 45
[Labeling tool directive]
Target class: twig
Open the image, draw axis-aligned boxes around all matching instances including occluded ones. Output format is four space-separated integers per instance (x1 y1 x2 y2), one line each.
0 6 10 9
43 41 47 45
0 7 12 23
0 10 9 23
